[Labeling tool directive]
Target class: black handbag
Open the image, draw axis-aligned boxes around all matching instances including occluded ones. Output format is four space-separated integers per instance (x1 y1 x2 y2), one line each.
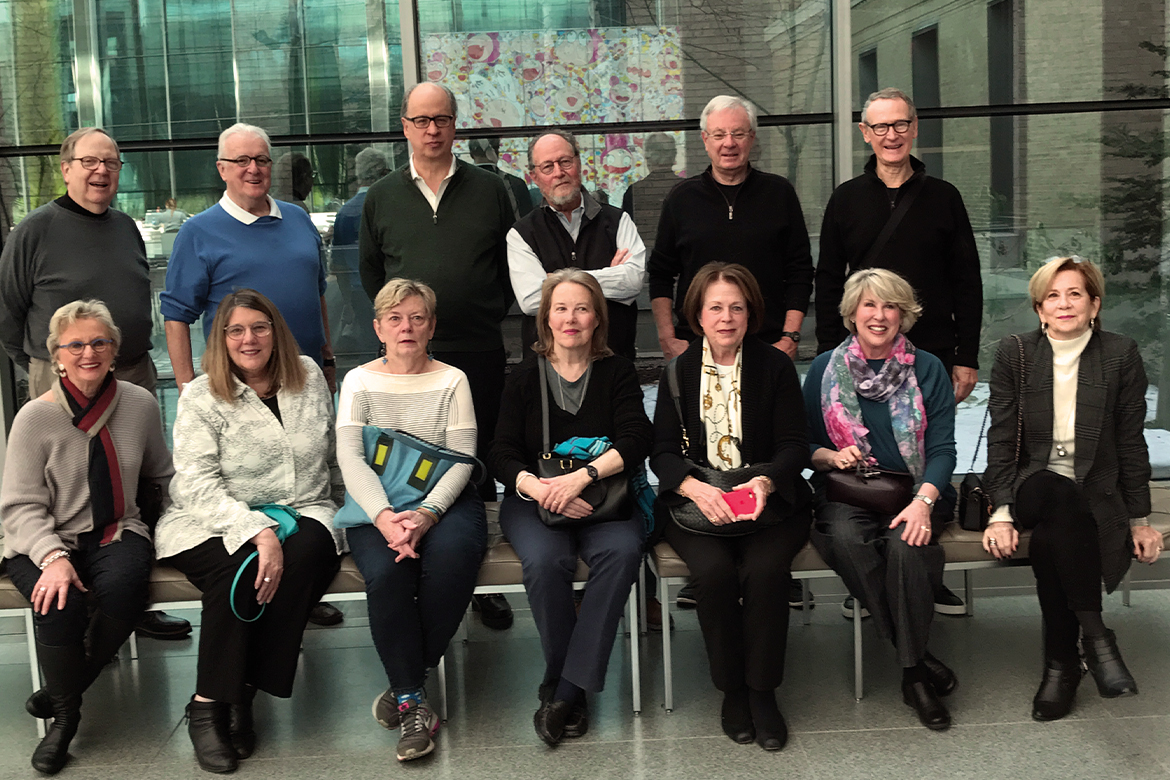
660 359 781 537
535 357 631 527
824 463 914 515
958 334 1025 532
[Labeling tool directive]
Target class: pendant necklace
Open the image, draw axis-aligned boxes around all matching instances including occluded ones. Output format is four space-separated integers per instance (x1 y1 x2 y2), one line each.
1055 402 1075 458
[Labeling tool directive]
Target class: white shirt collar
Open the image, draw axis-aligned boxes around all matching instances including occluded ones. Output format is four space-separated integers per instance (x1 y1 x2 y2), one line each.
219 193 282 225
409 154 457 185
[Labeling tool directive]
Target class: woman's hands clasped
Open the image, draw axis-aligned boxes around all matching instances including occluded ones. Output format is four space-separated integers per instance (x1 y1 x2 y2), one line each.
31 555 87 616
520 471 594 519
374 508 437 563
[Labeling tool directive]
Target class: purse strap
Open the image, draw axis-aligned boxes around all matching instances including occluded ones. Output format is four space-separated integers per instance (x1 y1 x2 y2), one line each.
538 356 551 452
665 358 691 453
967 406 991 473
860 173 926 268
1011 334 1025 463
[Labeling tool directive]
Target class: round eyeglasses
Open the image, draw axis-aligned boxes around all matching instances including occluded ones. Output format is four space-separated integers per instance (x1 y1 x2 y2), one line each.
56 338 115 355
225 322 273 340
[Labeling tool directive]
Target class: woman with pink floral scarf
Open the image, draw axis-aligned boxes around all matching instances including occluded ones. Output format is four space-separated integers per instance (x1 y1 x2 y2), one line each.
802 268 958 732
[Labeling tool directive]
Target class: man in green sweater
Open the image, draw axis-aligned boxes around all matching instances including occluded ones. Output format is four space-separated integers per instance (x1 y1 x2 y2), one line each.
359 82 517 630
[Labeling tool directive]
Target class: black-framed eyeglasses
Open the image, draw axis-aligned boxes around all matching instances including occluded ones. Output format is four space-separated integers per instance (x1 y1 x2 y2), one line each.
533 156 578 175
224 321 273 340
864 120 913 136
70 157 123 171
403 114 455 129
217 155 273 168
56 338 115 355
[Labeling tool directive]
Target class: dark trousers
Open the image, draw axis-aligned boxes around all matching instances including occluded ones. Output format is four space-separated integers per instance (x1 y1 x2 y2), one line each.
346 486 487 694
811 497 947 667
663 508 811 692
498 495 643 692
1015 470 1103 661
163 518 339 704
433 347 505 502
8 529 153 646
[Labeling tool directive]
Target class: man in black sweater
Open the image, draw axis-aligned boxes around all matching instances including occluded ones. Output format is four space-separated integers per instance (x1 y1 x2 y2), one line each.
815 87 982 404
648 95 814 362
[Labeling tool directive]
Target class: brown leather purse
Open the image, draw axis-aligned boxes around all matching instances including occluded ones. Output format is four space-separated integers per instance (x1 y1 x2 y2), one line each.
824 462 914 516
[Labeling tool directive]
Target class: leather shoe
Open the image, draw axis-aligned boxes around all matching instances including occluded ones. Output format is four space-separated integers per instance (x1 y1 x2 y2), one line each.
902 679 952 731
534 699 573 746
306 602 344 626
1032 659 1083 721
186 698 238 774
135 610 192 639
721 689 754 745
922 653 958 697
537 682 587 738
473 594 514 630
228 687 257 759
1082 630 1138 698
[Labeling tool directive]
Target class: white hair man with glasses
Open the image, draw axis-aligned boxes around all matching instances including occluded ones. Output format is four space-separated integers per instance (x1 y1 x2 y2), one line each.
507 129 646 361
647 95 815 363
813 87 981 618
161 122 336 396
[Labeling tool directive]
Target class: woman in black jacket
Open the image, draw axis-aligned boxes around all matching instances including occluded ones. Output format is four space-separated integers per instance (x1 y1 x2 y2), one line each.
983 255 1162 722
491 269 652 747
650 263 811 752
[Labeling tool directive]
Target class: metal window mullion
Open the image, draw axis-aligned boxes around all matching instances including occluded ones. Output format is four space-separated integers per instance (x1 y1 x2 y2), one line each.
72 0 103 128
831 0 853 185
399 0 421 93
161 0 176 195
229 0 241 121
366 0 391 132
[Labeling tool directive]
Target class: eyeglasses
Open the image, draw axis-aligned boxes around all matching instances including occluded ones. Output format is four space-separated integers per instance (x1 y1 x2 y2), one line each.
56 338 115 355
224 321 273 340
704 131 752 143
217 155 273 168
864 120 913 136
70 157 123 171
533 156 578 175
403 114 455 129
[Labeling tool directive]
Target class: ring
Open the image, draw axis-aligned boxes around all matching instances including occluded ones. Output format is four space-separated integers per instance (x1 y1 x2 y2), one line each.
263 577 272 583
920 525 929 531
988 539 998 545
39 586 47 592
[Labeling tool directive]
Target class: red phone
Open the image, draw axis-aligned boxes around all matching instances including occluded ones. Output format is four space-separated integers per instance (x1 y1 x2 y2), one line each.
722 488 757 516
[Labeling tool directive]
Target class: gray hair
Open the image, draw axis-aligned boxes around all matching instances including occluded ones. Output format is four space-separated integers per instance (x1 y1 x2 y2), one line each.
217 123 272 159
644 132 676 168
526 130 580 170
699 95 758 132
861 88 917 125
839 268 923 334
60 128 119 166
400 82 458 119
46 300 122 357
355 147 391 185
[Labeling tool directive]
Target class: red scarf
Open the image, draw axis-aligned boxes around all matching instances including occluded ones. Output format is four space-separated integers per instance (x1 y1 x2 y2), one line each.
60 372 125 544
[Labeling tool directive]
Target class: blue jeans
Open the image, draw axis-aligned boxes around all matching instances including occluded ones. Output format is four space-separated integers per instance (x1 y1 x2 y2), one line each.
346 485 487 693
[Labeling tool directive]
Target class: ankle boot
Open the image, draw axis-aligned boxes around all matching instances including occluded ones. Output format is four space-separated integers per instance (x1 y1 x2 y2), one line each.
747 688 788 751
228 687 257 759
720 688 754 744
1082 629 1138 698
28 611 137 721
186 698 239 773
30 642 87 775
1032 658 1083 721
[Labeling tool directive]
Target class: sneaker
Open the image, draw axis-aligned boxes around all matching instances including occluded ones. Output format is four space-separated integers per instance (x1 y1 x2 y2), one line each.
675 581 698 609
788 577 814 609
841 596 871 619
934 585 967 616
395 699 439 762
372 689 400 730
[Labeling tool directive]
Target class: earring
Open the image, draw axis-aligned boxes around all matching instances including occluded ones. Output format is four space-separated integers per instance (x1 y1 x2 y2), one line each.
56 363 67 377
1041 322 1048 334
1090 317 1096 330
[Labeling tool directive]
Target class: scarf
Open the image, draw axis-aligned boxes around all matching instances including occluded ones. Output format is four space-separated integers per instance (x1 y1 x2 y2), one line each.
54 372 125 544
820 334 927 480
700 337 743 470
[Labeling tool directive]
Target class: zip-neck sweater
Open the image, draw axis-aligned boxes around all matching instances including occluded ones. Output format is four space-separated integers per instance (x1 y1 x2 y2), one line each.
359 159 515 352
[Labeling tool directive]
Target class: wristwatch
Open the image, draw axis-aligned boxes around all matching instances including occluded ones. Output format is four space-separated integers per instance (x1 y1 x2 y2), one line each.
585 464 600 484
912 493 935 507
781 331 801 343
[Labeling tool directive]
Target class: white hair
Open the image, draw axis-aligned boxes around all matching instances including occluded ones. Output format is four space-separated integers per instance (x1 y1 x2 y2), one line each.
699 95 758 132
217 123 272 158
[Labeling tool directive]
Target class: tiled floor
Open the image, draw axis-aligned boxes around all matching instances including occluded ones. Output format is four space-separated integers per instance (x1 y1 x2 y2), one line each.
2 583 1169 780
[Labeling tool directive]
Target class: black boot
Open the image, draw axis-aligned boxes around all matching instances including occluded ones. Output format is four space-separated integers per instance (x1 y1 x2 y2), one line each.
30 642 86 775
1082 629 1138 698
1032 658 1083 721
747 688 788 751
228 687 257 759
720 687 754 745
28 611 137 720
186 698 239 773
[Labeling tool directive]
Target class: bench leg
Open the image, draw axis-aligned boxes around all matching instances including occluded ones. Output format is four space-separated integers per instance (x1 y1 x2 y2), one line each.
128 630 139 661
436 654 448 722
26 610 46 738
638 563 648 636
964 570 975 617
1123 569 1132 607
627 584 641 715
660 575 674 713
801 579 812 626
853 597 863 702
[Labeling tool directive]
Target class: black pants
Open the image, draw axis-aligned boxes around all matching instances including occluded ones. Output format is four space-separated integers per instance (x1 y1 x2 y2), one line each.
1015 470 1103 661
433 347 505 502
163 518 340 704
663 508 811 692
8 529 153 646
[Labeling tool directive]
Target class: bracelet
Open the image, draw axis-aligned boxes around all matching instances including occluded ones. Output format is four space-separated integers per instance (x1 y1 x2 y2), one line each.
322 357 337 368
39 549 69 570
755 475 774 494
516 472 538 501
416 506 440 524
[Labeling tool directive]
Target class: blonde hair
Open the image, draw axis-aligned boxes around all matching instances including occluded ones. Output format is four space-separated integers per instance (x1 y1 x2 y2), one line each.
47 300 121 357
203 289 306 402
1028 256 1105 331
373 278 438 320
533 270 613 360
839 269 923 333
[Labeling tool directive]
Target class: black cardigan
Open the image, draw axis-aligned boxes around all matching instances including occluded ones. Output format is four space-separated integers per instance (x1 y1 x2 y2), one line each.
490 355 653 489
649 337 812 509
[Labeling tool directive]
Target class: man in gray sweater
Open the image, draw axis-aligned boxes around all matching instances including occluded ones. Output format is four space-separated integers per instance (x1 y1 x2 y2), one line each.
0 127 191 641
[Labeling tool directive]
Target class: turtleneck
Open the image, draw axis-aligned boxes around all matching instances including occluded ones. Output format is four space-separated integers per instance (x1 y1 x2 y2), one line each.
1047 328 1092 478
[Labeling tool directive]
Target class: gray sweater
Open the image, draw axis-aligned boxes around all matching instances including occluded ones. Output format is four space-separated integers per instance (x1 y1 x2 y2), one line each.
0 201 153 367
0 382 174 566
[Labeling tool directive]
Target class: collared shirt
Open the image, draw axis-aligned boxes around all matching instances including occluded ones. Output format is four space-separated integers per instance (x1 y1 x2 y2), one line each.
409 154 458 213
506 200 647 315
219 193 282 225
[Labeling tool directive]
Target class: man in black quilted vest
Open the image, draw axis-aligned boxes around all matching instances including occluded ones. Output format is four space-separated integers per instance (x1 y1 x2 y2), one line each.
506 130 646 361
